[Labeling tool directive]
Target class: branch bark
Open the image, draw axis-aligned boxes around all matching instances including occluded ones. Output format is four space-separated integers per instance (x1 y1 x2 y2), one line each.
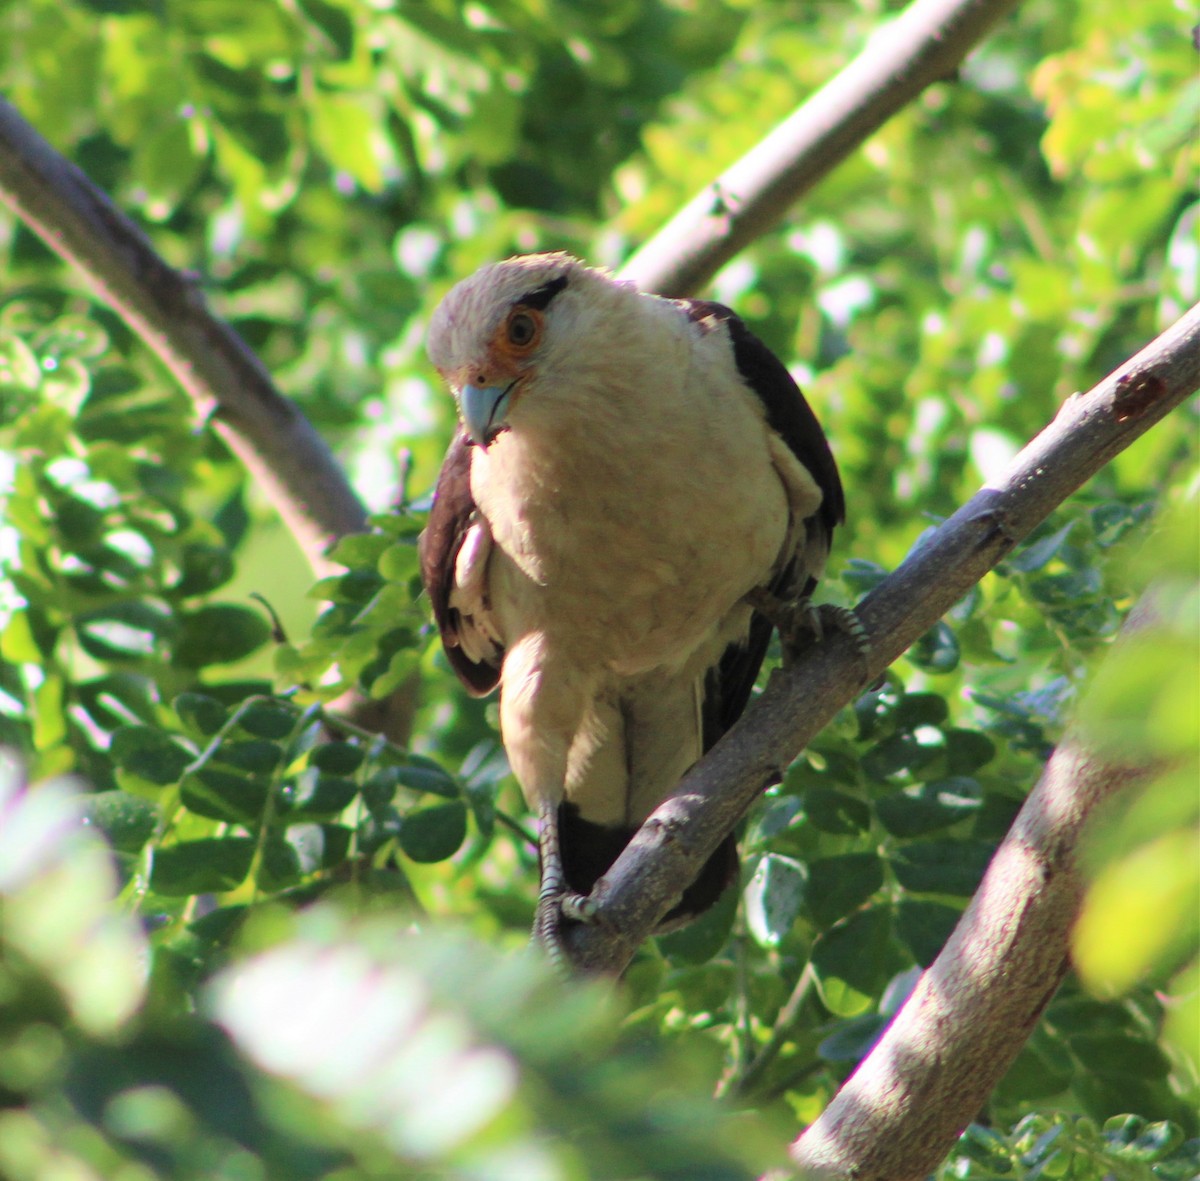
619 0 1023 298
789 633 1159 1179
0 98 368 579
566 302 1200 975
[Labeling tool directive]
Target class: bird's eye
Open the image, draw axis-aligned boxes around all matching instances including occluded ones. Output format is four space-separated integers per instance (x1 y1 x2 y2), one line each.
507 312 538 348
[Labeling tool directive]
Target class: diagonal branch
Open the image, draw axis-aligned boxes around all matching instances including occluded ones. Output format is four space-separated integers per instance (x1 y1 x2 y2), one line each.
789 613 1160 1179
567 302 1200 975
0 98 367 579
619 0 1023 297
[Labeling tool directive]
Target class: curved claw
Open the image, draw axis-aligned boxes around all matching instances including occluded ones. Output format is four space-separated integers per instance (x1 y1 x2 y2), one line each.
533 888 597 975
747 590 871 672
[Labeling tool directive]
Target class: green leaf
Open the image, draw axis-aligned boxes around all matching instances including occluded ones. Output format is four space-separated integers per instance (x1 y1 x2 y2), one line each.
393 760 460 799
309 742 364 774
876 778 981 838
212 739 283 774
399 801 467 863
657 877 738 964
1010 522 1075 573
81 790 160 852
174 604 271 667
817 1013 888 1064
907 622 960 673
173 543 235 596
744 853 807 947
284 768 359 817
805 788 870 834
860 732 924 781
181 768 269 825
806 853 884 928
110 725 194 785
150 837 256 895
943 728 996 775
327 531 392 569
297 0 354 58
893 899 960 966
378 541 419 583
812 906 893 1016
236 700 298 740
1069 1033 1170 1080
890 840 994 897
76 599 175 662
892 693 950 729
173 692 229 737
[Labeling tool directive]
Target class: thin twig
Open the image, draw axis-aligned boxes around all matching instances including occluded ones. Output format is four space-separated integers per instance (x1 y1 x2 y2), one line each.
720 963 818 1101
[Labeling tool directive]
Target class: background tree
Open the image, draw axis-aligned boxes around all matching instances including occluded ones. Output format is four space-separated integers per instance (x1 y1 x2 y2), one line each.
0 1 1196 1179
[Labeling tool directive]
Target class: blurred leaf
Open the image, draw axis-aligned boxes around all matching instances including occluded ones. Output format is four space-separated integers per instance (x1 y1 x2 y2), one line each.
893 899 961 967
876 777 982 838
110 724 194 785
812 906 893 1017
806 853 884 929
805 787 870 834
399 801 467 863
150 837 256 895
0 754 146 1034
744 853 807 948
889 840 995 897
174 604 271 667
81 789 159 852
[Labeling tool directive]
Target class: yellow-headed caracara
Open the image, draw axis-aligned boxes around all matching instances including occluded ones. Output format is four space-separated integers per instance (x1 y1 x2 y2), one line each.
419 253 845 962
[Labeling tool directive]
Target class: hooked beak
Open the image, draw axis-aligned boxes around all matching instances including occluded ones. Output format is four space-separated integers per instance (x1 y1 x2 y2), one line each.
459 381 516 448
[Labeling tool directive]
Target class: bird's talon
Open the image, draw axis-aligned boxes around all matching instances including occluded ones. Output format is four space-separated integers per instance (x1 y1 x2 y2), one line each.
750 590 870 670
560 892 598 922
533 888 597 975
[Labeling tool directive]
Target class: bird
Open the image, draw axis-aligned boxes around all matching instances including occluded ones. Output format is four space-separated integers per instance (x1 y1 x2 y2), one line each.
418 252 847 964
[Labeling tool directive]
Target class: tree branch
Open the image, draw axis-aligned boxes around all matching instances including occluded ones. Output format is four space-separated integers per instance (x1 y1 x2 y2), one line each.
788 621 1159 1179
619 0 1023 297
567 302 1200 975
0 98 368 579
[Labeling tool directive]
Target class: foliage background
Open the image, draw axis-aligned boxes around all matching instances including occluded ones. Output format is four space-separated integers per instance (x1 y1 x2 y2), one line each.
0 0 1197 1177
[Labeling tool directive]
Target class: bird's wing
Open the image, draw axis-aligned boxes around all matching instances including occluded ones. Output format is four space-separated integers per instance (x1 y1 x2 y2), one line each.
678 299 845 750
418 431 503 695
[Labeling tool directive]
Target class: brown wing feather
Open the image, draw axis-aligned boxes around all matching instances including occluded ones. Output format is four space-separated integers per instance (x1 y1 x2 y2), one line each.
678 299 845 750
418 432 502 695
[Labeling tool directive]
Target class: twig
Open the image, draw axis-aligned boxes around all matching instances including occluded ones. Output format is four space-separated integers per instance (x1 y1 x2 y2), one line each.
0 98 367 578
618 0 1022 297
567 303 1200 975
719 963 818 1101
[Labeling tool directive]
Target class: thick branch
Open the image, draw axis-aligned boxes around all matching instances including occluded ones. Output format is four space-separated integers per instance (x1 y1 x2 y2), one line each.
619 0 1022 297
790 699 1155 1179
0 99 368 578
567 302 1200 975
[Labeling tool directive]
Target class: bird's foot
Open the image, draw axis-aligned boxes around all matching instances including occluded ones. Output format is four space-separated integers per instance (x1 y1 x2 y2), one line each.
533 888 598 974
747 590 870 671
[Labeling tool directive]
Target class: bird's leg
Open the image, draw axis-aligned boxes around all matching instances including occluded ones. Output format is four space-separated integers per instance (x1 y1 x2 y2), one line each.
533 796 598 970
746 587 870 671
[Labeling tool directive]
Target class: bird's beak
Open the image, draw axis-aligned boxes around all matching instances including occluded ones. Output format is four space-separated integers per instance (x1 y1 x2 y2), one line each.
460 381 514 448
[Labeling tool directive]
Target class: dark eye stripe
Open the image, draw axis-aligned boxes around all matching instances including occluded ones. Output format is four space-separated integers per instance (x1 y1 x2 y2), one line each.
516 274 568 311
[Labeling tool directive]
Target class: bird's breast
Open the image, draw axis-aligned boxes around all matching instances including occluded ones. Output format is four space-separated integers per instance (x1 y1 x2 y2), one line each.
470 403 791 674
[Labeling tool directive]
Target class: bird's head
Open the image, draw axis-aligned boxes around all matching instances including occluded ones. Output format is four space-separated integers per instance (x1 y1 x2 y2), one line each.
427 253 627 448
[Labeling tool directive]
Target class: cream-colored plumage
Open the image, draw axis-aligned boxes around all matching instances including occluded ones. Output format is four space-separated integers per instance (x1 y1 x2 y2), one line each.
420 253 842 952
